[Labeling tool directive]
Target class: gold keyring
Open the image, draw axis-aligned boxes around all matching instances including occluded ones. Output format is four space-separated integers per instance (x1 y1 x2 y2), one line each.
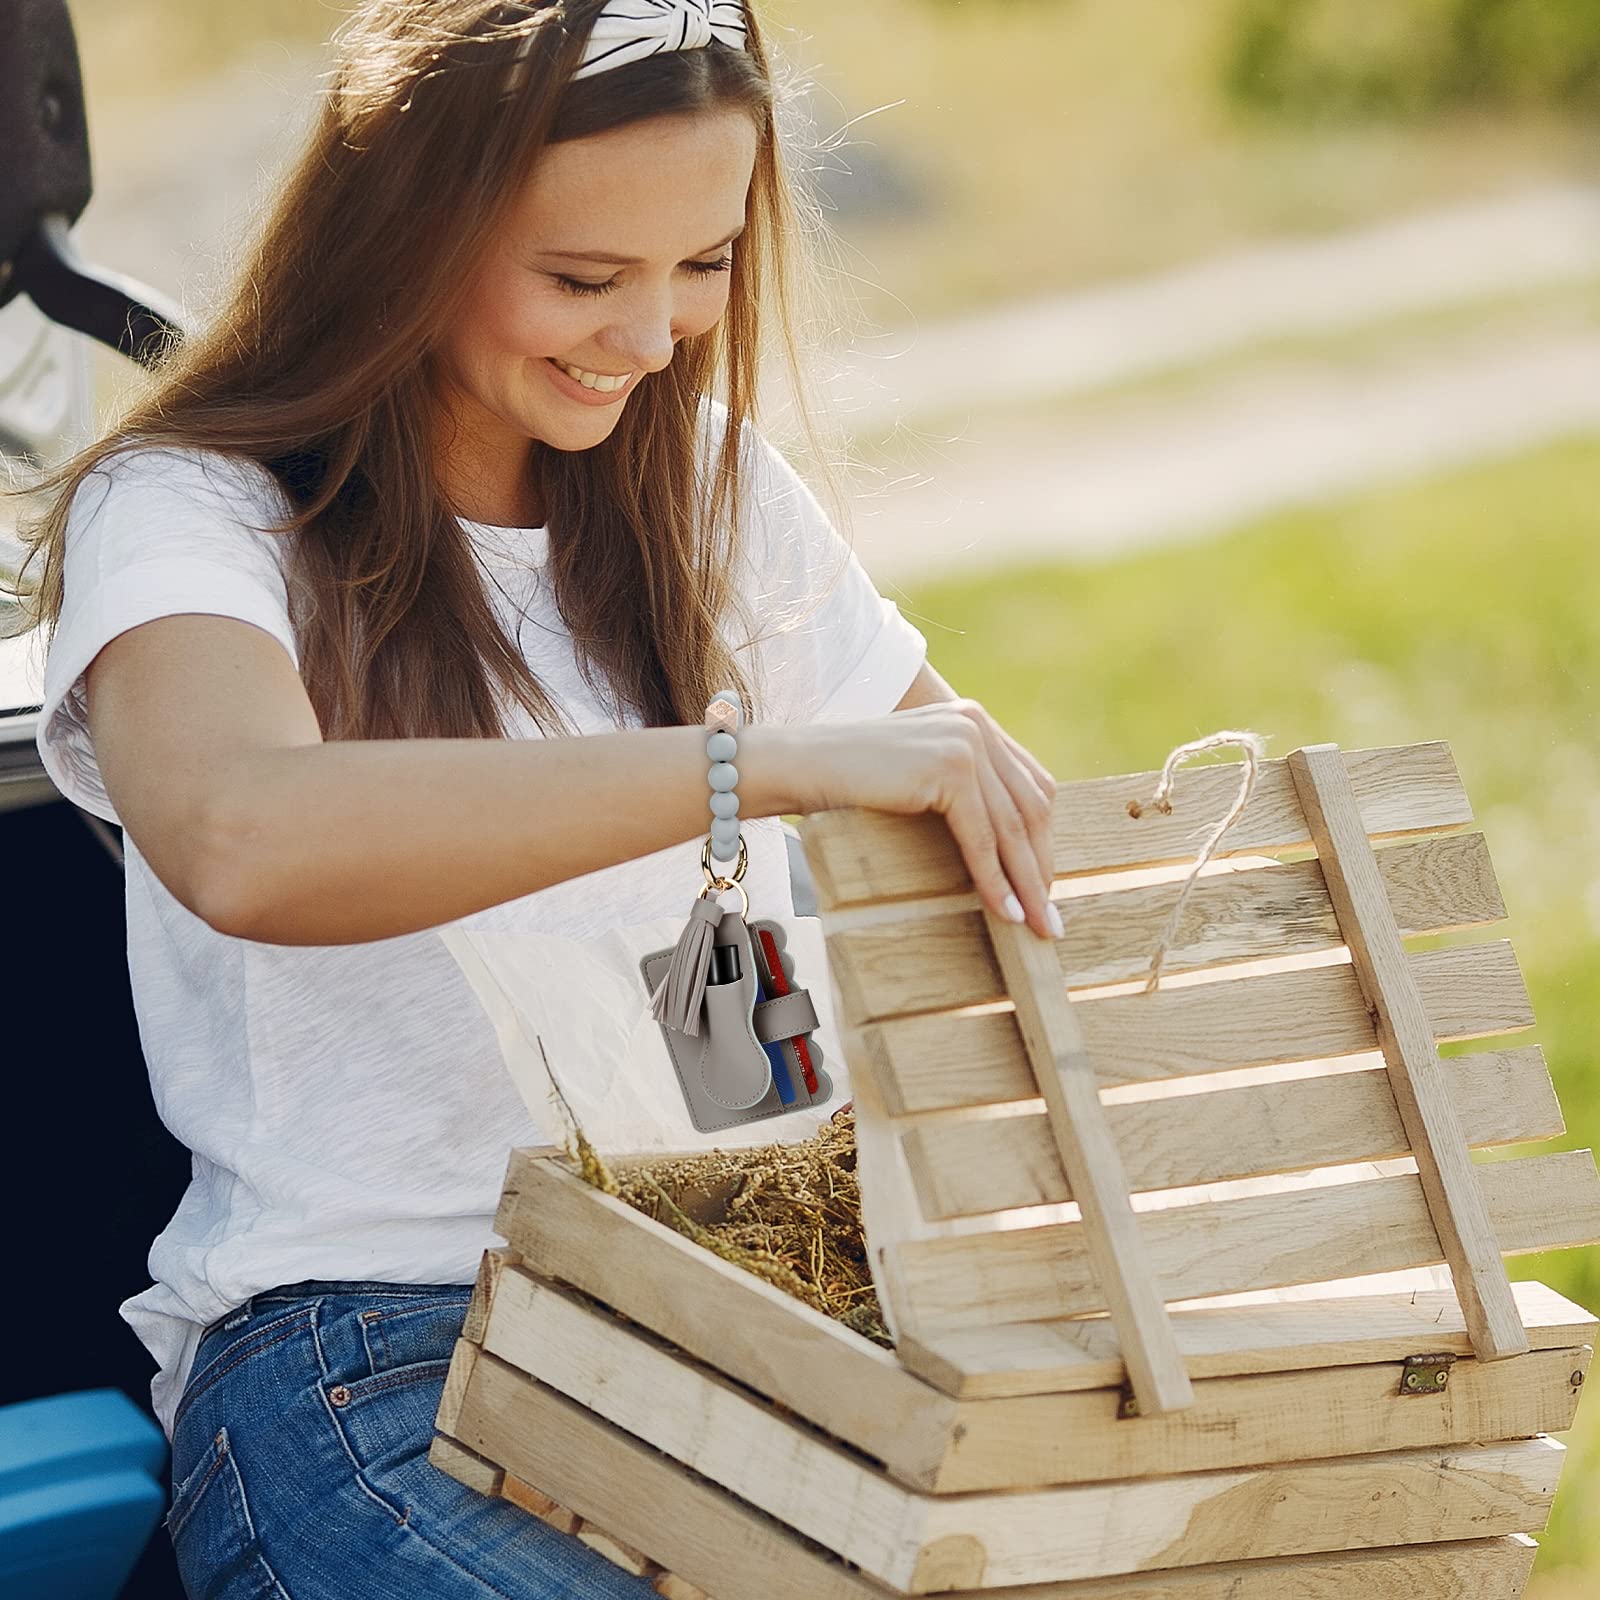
701 833 748 886
697 875 750 919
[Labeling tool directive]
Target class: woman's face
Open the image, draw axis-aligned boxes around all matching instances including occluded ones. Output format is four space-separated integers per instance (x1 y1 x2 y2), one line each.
433 107 757 525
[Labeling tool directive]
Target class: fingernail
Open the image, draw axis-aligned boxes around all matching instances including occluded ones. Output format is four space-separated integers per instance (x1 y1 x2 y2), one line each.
1003 892 1025 923
1046 901 1065 938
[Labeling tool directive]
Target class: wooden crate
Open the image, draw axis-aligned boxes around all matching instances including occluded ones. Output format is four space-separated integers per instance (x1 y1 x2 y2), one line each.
431 740 1600 1598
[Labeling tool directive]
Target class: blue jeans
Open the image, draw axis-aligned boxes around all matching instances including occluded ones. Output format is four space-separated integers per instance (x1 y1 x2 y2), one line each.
165 1279 664 1598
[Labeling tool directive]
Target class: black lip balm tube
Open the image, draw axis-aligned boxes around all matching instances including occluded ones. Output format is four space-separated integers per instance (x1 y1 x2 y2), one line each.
709 942 742 985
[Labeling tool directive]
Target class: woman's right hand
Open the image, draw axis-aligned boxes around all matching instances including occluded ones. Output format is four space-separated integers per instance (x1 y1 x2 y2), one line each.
744 701 1063 942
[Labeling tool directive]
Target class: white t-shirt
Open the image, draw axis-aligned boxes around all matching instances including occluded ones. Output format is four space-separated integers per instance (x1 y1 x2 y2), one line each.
32 405 927 1441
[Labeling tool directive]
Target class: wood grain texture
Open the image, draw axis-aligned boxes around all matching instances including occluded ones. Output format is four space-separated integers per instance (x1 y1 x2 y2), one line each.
826 830 1501 1025
831 1007 963 1349
982 907 1193 1415
435 1393 1542 1600
978 1539 1540 1599
865 941 1533 1114
434 1439 693 1593
461 1245 519 1345
487 1148 1596 1402
649 1577 712 1600
479 1270 924 1580
427 1432 503 1497
452 1340 1565 1591
492 1148 956 1485
901 1280 1596 1399
797 741 1471 911
890 1149 1600 1333
434 1334 480 1438
576 1526 659 1576
919 1343 1590 1491
1289 743 1528 1361
903 1048 1561 1219
502 1472 581 1532
481 1257 1590 1491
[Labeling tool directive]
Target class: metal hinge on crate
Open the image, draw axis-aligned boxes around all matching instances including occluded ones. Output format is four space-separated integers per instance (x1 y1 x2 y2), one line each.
1398 1352 1459 1397
1116 1352 1465 1418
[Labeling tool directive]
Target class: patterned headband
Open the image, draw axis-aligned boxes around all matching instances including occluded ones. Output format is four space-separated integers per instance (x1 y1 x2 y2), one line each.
500 0 749 100
574 0 750 80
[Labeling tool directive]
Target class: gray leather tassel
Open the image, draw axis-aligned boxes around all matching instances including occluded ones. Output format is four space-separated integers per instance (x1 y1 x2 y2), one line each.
649 895 724 1035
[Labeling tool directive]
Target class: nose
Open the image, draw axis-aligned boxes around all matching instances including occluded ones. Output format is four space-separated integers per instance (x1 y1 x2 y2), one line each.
602 285 680 375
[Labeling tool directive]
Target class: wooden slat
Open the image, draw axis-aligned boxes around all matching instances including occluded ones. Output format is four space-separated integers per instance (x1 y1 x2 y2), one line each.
799 740 1472 911
832 1008 963 1348
427 1431 504 1497
490 1147 1594 1405
901 1280 1595 1400
954 1540 1541 1600
435 1334 480 1437
827 830 1502 1024
482 1257 1591 1491
431 1439 690 1590
576 1526 659 1577
651 1576 713 1600
917 1343 1589 1491
478 1271 921 1582
502 1471 582 1532
891 1149 1600 1334
865 940 1533 1113
981 909 1192 1414
437 1359 1547 1598
461 1245 518 1345
904 1047 1561 1219
453 1342 1564 1591
492 1147 958 1487
1289 743 1528 1361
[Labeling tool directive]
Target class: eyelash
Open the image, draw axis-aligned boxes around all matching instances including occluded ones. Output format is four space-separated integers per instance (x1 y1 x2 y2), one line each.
554 254 734 298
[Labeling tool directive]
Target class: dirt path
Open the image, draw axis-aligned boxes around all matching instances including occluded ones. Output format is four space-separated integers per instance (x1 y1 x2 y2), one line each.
821 181 1600 431
845 311 1600 582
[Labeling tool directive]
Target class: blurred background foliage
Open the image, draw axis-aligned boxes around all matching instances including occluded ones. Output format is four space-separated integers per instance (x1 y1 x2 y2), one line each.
1224 0 1600 121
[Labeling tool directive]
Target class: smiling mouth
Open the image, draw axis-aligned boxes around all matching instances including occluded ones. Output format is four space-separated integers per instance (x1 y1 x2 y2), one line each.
547 356 635 392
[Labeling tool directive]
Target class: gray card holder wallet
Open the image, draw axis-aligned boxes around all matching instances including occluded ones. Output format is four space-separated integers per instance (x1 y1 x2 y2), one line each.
641 911 833 1135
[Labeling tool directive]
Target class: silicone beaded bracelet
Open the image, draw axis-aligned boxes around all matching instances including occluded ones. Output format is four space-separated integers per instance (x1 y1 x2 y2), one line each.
704 689 744 870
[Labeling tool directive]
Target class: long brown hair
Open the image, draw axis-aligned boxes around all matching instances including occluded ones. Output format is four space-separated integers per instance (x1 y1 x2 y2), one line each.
4 0 851 739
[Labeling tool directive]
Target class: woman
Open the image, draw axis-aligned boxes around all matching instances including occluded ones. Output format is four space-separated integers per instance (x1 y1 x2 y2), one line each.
7 2 1061 1594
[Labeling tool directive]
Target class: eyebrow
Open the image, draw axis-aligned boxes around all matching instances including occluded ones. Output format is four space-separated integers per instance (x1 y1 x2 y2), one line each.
537 222 746 267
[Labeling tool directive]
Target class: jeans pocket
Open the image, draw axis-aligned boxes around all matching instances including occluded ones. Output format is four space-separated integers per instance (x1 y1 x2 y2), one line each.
166 1427 289 1600
326 1357 459 1523
173 1308 313 1444
355 1288 473 1378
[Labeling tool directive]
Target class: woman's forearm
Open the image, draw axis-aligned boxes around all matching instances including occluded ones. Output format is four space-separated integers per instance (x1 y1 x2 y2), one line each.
202 722 805 946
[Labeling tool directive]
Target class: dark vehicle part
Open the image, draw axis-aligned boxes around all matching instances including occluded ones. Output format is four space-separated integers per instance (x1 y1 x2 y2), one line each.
1 0 185 365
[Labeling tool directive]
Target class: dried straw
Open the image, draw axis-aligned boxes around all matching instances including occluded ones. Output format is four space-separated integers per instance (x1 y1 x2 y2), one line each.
533 1035 891 1346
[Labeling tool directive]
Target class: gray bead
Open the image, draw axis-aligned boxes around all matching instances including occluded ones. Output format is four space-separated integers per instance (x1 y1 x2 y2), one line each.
705 730 737 763
711 818 742 849
710 791 740 820
708 761 739 793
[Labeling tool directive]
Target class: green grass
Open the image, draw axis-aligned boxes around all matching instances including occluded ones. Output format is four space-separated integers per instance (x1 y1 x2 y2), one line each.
902 432 1600 1577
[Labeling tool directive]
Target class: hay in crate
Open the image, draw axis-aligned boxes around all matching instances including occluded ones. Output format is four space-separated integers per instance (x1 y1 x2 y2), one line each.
549 1063 891 1346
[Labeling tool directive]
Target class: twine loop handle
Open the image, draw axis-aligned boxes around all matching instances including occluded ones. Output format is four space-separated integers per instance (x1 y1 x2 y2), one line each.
1126 729 1269 995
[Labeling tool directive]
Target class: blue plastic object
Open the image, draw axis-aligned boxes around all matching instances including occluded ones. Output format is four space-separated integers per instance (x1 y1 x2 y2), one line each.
0 1388 169 1600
